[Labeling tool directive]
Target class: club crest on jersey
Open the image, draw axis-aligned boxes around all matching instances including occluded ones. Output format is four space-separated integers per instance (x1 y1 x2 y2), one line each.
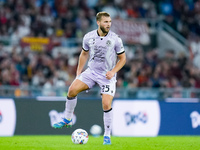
106 40 111 47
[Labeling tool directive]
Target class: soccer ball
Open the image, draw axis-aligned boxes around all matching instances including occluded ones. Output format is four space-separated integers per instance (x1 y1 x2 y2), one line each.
71 128 89 144
90 124 102 137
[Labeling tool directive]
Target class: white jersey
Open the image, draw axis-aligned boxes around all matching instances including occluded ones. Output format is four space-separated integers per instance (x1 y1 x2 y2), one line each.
82 30 125 76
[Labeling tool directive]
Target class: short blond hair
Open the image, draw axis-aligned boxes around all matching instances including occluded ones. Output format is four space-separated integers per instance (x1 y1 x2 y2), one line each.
96 12 110 21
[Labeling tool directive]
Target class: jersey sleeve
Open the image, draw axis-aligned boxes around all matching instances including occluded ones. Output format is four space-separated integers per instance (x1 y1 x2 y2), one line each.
115 36 125 55
82 35 89 51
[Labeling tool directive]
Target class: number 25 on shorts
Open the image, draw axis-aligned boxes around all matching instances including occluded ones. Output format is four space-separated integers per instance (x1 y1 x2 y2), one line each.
102 85 110 92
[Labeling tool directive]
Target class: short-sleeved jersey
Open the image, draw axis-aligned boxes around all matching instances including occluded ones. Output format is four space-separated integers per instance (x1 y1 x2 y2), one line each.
82 30 125 76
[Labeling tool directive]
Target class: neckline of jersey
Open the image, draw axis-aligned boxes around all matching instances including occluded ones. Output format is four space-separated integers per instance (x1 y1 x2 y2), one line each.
96 30 109 37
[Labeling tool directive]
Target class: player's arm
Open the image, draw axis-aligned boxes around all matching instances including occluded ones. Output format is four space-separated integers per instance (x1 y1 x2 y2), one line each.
112 52 126 73
106 52 126 80
76 49 89 76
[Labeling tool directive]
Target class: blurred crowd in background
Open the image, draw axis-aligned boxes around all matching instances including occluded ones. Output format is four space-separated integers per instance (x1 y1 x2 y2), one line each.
156 0 200 38
0 0 200 95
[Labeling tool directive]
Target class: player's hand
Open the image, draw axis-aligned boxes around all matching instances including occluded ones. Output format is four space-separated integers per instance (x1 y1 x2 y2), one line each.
106 71 115 80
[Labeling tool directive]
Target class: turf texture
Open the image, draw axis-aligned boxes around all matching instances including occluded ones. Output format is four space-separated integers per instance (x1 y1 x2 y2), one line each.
0 135 200 150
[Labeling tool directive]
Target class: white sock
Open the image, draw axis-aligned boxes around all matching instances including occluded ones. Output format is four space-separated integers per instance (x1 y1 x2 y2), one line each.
103 108 113 137
65 96 77 120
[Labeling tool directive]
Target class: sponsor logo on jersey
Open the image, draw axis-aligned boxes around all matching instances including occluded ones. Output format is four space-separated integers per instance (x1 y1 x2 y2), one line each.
89 38 95 46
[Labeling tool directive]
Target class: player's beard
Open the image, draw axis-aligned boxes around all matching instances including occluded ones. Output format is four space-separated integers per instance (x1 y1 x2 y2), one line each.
100 25 109 34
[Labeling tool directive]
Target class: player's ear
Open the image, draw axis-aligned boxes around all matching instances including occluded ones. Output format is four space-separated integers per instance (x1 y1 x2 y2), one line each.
97 20 100 26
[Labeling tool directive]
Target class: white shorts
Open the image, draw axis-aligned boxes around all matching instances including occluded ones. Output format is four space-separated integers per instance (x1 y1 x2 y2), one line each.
76 68 116 97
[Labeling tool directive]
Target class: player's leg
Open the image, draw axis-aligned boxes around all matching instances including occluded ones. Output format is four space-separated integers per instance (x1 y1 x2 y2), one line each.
98 77 116 145
102 94 113 145
65 79 89 120
53 68 96 129
53 79 89 128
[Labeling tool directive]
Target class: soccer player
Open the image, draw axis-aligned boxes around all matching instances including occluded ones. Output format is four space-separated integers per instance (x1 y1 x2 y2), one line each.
53 12 126 145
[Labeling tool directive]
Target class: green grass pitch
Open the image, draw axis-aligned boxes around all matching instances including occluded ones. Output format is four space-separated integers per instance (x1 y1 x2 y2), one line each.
0 135 200 150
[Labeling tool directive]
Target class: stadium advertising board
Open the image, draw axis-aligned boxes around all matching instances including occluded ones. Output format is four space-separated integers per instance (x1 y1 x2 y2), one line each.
20 37 53 51
0 99 16 136
14 98 103 135
112 100 160 136
111 19 150 45
159 102 200 135
2 98 200 136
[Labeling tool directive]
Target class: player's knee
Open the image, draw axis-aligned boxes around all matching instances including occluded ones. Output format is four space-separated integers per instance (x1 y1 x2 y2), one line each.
68 86 78 97
102 102 111 110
